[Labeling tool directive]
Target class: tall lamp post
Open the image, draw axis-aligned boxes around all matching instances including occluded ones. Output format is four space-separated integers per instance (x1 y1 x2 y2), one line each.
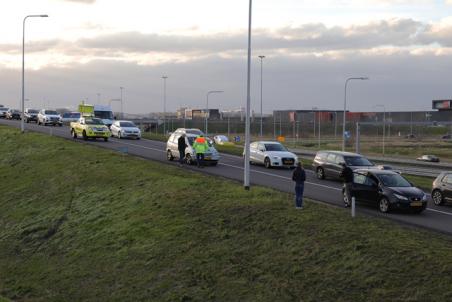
244 0 252 190
342 77 369 151
205 90 223 135
374 104 386 156
258 55 265 137
162 76 168 135
21 14 48 133
119 87 124 119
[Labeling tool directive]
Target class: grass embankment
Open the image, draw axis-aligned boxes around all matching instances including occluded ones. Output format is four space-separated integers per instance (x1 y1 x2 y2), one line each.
4 126 452 300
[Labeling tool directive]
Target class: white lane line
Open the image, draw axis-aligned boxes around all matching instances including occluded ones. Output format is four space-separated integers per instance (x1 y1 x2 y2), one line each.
426 208 452 216
219 162 342 191
28 130 452 217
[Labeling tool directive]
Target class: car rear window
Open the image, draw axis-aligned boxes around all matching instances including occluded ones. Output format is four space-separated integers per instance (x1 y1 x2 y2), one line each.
315 152 327 161
344 156 373 166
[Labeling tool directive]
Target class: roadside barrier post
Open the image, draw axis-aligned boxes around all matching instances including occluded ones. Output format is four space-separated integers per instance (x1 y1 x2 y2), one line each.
49 127 53 136
351 196 356 218
355 122 360 154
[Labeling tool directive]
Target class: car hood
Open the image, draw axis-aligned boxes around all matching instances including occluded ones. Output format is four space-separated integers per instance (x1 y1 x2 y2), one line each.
389 186 424 197
121 127 140 132
265 151 297 158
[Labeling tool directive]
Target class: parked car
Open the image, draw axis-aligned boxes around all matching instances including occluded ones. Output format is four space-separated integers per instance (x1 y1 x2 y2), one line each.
0 107 9 118
313 151 375 180
416 155 440 163
246 141 298 169
110 120 141 139
6 109 21 120
70 117 111 141
24 108 39 123
166 132 220 166
431 172 452 206
61 112 81 124
442 134 451 140
213 135 230 145
37 109 62 126
173 128 205 136
343 169 427 213
377 165 401 174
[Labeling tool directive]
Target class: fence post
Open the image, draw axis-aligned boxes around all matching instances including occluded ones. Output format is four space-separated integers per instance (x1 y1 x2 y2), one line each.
351 196 356 218
355 122 360 154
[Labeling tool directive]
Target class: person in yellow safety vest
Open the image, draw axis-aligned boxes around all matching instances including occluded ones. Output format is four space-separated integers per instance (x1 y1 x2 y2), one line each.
193 135 209 168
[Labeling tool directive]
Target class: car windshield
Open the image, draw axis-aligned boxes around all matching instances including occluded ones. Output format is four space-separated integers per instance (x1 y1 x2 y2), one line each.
45 110 58 115
265 143 287 152
344 156 373 166
186 129 203 135
187 137 195 145
120 122 136 127
63 112 80 118
216 135 228 141
94 111 113 119
85 118 104 125
377 174 412 187
28 109 39 113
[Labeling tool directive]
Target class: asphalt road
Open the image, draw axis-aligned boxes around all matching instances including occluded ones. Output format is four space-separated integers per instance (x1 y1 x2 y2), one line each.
2 118 452 235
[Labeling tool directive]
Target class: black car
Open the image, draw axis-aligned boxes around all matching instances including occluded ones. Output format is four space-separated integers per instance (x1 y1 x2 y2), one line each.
343 169 427 213
313 150 375 180
24 108 39 123
6 109 21 120
431 172 452 206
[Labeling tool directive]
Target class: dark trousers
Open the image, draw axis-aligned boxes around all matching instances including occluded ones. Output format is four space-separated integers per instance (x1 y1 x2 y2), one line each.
295 184 304 207
196 153 204 167
178 150 185 164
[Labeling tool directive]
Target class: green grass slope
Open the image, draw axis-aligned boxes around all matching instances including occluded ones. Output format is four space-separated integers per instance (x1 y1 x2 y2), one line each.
0 125 452 301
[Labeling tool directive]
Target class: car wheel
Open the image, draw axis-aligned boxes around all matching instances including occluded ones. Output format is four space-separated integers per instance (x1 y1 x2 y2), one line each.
379 197 390 213
185 154 193 165
264 157 272 169
343 189 350 208
82 130 88 141
71 129 77 139
104 137 108 142
136 137 141 140
59 124 62 127
432 190 444 206
167 150 174 161
316 167 325 180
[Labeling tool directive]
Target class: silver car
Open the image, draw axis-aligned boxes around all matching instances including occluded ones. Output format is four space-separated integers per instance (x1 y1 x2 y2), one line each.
247 141 298 169
166 132 220 166
110 120 141 139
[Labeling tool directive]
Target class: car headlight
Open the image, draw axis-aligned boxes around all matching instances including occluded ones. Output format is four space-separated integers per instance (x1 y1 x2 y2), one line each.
273 156 280 160
394 193 408 201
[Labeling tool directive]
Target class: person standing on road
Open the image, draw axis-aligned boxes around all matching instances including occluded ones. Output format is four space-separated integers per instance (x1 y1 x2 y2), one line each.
340 162 354 207
177 134 187 167
193 135 209 168
292 162 306 209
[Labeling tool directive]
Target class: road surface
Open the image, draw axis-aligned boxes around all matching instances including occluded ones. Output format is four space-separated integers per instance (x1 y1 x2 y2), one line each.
1 119 452 235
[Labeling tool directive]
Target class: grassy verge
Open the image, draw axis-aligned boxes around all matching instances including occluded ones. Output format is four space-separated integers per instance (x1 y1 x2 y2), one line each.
2 125 452 301
141 132 167 142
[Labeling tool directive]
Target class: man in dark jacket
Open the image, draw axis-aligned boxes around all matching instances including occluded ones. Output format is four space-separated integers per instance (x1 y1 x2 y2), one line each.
292 162 306 209
340 163 354 207
177 134 187 166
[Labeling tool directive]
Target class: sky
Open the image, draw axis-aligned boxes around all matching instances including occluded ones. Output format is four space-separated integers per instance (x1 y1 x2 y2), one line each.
2 0 452 113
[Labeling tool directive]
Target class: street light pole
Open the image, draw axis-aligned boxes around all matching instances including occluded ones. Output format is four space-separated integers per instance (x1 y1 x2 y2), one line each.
375 104 386 156
342 77 369 151
162 76 168 135
119 87 124 119
258 55 265 137
244 0 252 190
205 90 223 135
21 14 48 133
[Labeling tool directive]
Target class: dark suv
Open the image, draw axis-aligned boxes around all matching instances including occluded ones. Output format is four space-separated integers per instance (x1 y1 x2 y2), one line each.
432 172 452 206
24 108 39 123
343 169 427 213
313 151 375 180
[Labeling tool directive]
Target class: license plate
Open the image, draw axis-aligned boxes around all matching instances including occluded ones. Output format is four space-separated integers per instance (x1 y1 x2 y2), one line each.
95 132 105 135
205 156 211 160
410 202 423 207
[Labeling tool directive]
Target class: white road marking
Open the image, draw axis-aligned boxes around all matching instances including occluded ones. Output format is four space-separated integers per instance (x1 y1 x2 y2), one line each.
14 124 452 218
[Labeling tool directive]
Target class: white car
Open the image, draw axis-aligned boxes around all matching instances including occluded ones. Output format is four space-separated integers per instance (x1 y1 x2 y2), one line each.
0 107 9 118
214 135 229 145
247 141 298 169
166 132 220 165
37 109 62 126
61 112 81 124
110 120 141 139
